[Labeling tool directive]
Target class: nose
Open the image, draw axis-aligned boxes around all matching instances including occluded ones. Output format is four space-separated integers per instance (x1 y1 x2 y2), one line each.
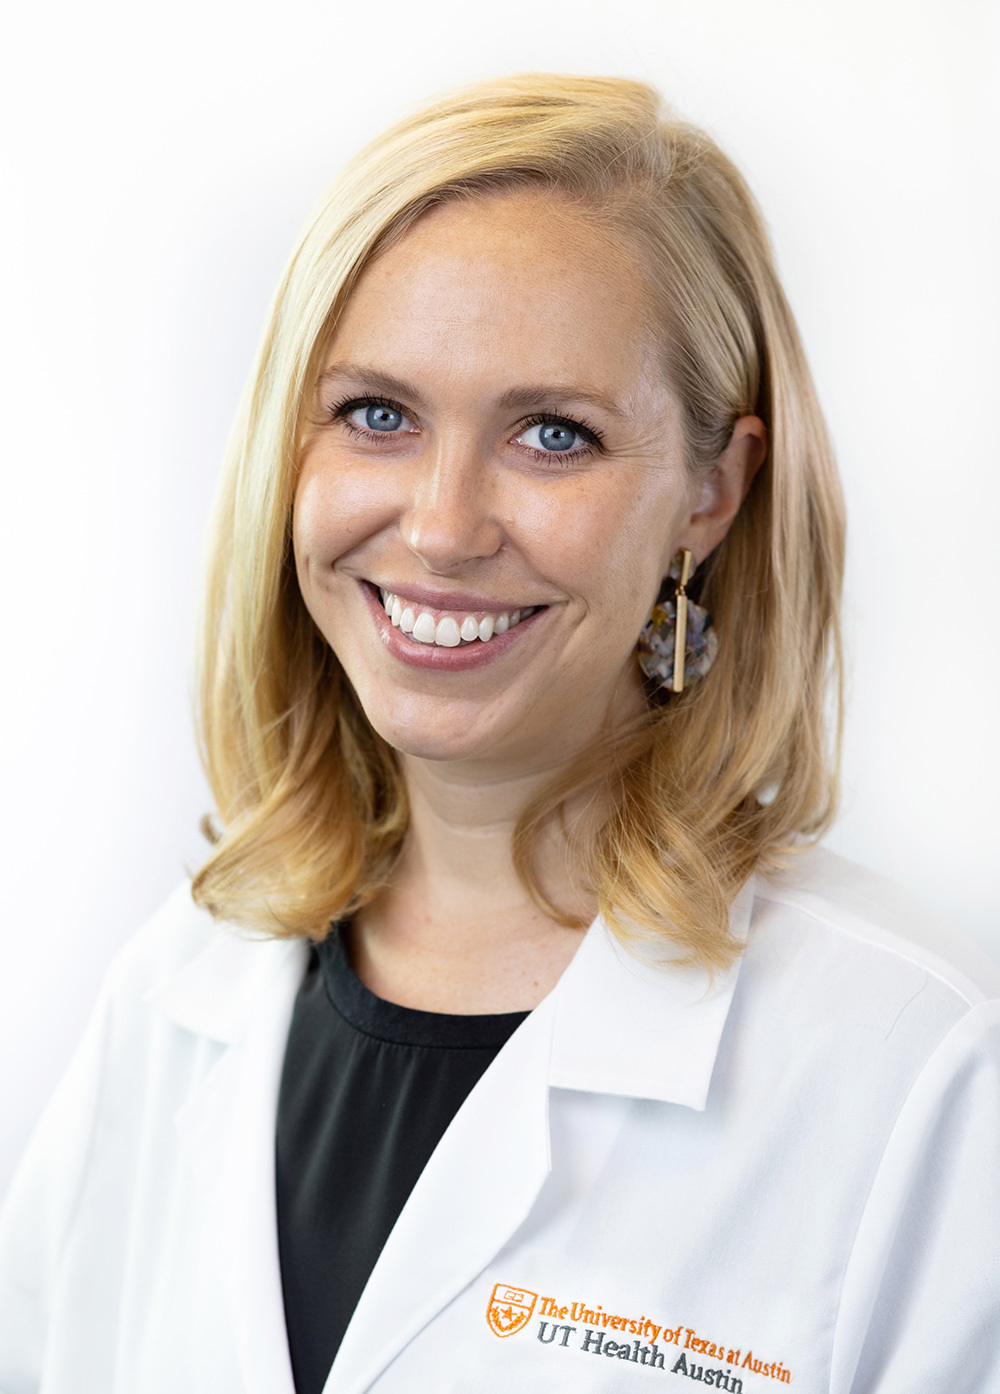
400 435 504 574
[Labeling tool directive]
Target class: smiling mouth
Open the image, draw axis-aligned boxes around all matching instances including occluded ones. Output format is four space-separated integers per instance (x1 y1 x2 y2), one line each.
377 587 544 648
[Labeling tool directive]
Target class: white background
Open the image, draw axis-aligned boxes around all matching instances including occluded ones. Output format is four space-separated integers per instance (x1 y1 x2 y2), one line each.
1 0 997 1192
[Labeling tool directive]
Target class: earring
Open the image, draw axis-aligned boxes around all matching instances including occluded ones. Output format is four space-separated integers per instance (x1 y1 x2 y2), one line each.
637 549 717 694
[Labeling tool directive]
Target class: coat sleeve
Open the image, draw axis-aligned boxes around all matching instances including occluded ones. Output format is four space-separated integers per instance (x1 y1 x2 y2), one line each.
0 978 116 1394
831 999 1000 1393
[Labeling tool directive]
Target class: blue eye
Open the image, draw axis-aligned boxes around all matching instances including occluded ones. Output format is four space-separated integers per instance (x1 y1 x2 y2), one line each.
334 397 417 438
354 403 404 432
520 420 586 453
521 418 577 451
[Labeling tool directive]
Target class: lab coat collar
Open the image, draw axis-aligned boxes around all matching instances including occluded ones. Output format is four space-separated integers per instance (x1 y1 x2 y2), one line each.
142 923 308 1044
144 875 755 1107
550 873 755 1110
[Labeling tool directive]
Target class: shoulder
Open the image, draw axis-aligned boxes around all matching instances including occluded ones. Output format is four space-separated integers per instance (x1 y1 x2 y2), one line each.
117 880 220 967
737 847 1000 1078
98 882 308 1044
750 844 1000 1005
99 880 223 1003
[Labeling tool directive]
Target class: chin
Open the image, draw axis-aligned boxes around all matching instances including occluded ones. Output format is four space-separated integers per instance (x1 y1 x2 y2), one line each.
366 713 503 764
350 686 498 763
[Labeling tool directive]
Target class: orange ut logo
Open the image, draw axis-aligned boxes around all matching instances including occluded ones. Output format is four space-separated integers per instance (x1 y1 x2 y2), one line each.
486 1283 538 1338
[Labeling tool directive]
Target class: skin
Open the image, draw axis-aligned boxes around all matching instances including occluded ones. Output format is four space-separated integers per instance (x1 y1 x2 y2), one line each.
294 189 766 1012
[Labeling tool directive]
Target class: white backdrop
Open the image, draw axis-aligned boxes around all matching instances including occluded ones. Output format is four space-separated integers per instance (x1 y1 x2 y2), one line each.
1 0 997 1192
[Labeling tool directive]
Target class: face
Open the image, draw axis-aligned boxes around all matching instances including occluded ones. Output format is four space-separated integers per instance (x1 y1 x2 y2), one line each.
294 190 730 774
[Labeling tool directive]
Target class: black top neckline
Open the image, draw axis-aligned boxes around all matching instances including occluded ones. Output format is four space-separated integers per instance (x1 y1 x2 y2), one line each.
316 928 531 1051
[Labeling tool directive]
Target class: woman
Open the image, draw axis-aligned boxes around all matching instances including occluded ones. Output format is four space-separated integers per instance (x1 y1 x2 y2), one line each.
1 73 998 1394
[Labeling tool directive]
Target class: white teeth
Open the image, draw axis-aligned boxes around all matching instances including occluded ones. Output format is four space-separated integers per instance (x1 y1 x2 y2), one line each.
411 612 437 644
435 617 462 647
375 585 540 647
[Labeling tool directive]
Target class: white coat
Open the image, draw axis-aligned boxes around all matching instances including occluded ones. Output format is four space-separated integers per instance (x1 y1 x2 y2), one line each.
2 847 999 1393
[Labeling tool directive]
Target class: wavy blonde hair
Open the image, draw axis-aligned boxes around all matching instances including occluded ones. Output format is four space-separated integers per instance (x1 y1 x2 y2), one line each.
192 73 845 970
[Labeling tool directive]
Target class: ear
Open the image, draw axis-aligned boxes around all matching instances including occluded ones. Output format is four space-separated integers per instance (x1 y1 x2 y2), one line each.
674 415 767 565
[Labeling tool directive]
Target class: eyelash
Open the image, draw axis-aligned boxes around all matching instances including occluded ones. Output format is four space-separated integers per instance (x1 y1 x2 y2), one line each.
517 412 605 463
326 394 605 464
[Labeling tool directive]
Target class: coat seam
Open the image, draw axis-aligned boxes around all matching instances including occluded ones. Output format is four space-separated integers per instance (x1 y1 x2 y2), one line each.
753 888 980 1008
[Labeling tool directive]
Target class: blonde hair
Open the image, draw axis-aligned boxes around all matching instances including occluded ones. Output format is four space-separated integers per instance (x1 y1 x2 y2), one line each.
192 73 845 970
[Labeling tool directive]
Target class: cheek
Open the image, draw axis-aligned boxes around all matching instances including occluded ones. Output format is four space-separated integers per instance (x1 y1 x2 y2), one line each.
529 470 685 617
292 452 396 569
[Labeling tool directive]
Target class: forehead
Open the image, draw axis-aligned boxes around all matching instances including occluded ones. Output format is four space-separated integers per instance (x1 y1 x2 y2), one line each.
323 190 661 400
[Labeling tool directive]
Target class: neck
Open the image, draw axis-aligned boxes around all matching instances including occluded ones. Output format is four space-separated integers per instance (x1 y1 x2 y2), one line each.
349 675 647 1012
397 751 597 924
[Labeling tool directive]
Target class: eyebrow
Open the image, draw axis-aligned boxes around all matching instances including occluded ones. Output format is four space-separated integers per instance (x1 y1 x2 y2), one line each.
316 362 625 419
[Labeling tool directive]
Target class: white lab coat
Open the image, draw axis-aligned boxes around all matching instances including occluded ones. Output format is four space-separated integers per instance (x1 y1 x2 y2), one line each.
2 847 999 1393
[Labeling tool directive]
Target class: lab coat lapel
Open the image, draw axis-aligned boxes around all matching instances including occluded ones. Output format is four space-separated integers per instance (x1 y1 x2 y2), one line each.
153 931 309 1394
325 883 754 1393
324 990 557 1394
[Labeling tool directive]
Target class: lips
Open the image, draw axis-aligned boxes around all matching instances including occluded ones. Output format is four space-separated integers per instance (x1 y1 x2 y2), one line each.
357 579 548 672
377 587 541 647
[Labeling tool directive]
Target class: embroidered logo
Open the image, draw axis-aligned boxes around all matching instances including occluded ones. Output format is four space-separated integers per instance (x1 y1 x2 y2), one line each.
520 1286 792 1385
486 1283 538 1338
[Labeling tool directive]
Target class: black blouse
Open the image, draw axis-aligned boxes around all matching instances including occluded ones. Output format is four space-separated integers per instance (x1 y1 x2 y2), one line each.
275 930 529 1394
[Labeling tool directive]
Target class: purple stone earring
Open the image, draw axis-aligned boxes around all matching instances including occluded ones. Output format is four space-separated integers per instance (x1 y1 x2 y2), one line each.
637 549 717 694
